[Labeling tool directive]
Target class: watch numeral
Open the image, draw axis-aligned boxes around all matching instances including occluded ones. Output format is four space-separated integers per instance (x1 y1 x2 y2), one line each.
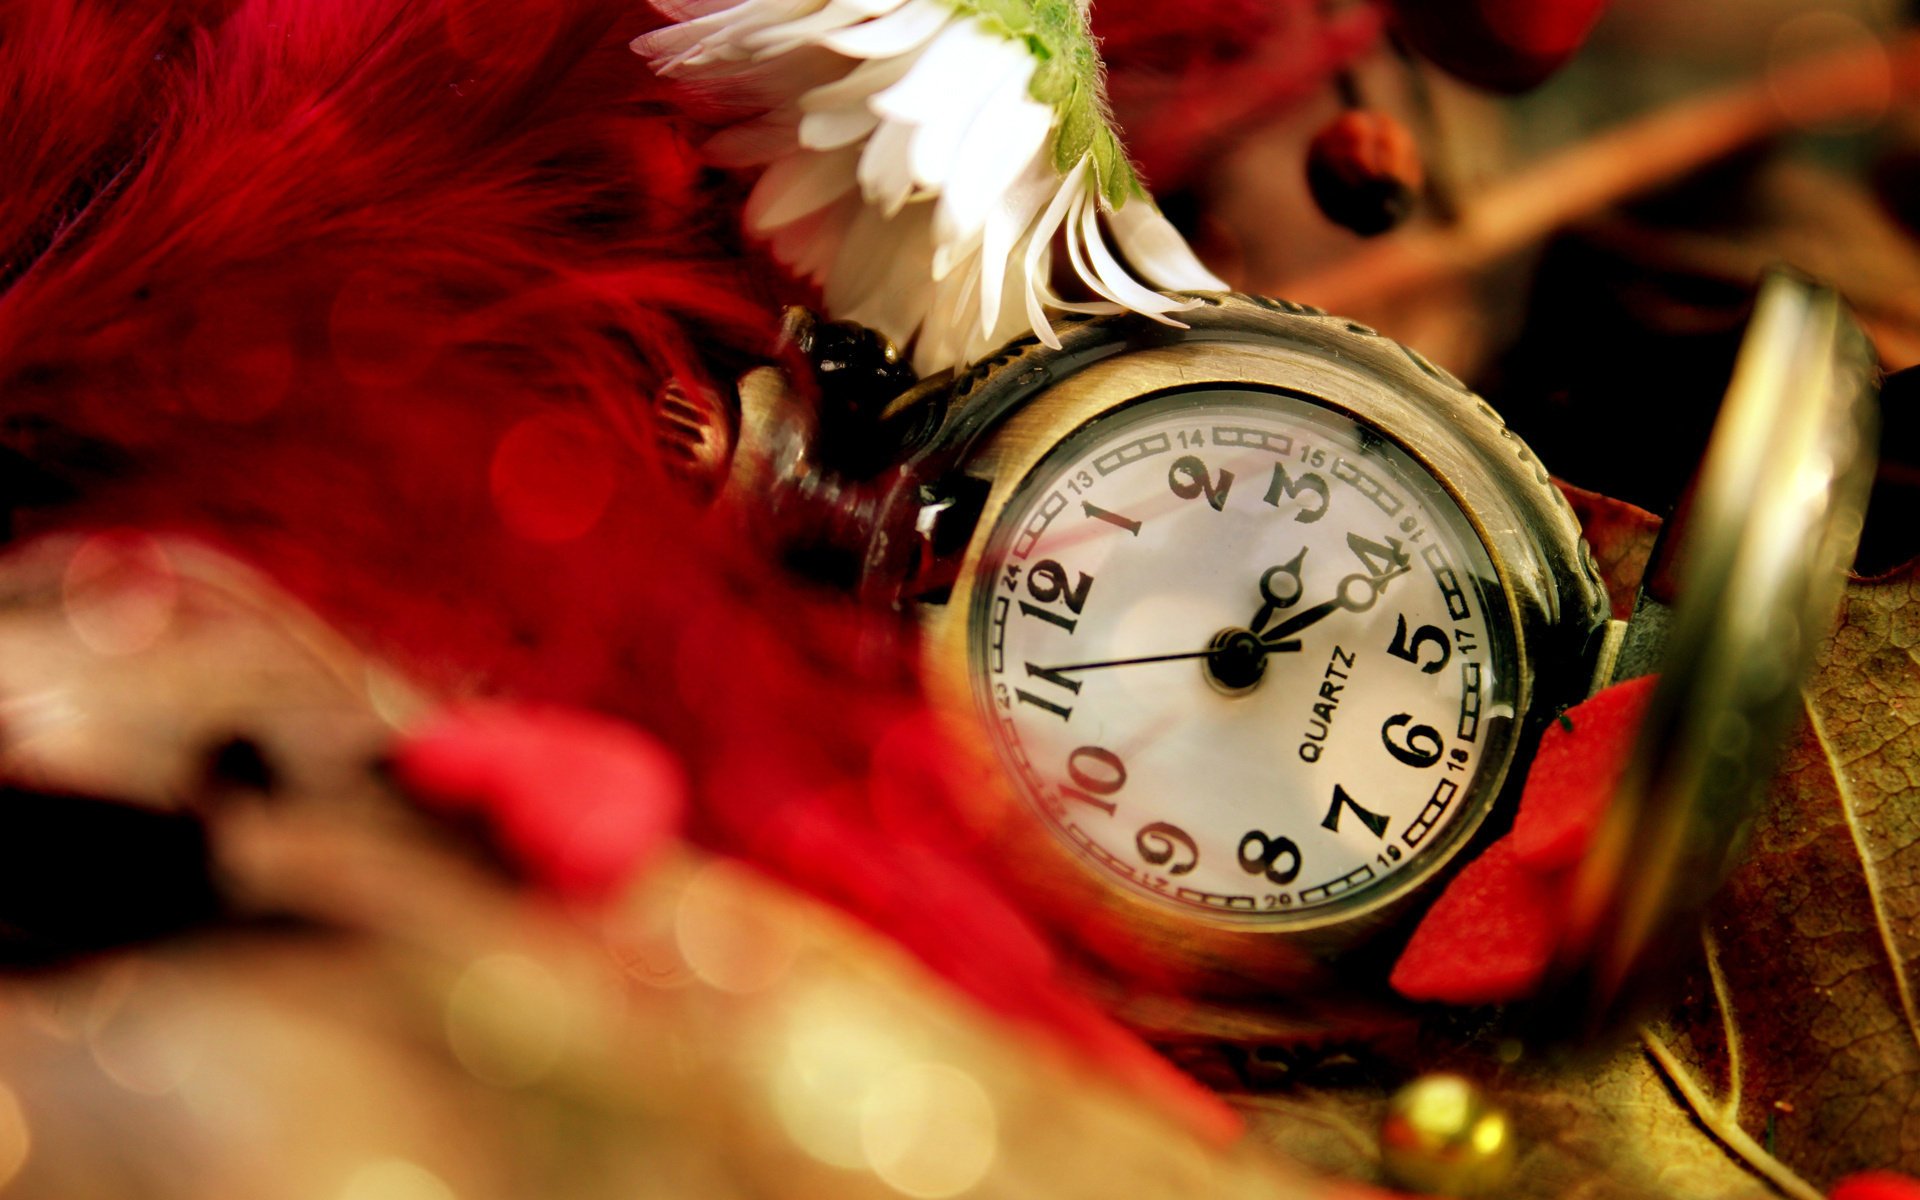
1024 660 1083 695
1082 501 1142 535
1168 455 1235 512
1017 602 1076 632
1381 713 1444 768
1027 559 1092 611
1238 831 1303 885
1014 689 1072 721
1387 615 1452 674
1263 464 1330 523
1137 821 1198 875
1322 783 1390 839
1347 531 1411 578
1017 658 1083 722
1019 559 1094 633
1061 745 1126 814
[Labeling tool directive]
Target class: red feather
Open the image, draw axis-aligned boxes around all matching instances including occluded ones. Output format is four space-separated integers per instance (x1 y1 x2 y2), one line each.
0 0 777 674
0 0 1238 1137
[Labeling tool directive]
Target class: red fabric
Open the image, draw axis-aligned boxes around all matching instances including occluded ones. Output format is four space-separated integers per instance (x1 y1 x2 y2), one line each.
394 703 686 899
1391 675 1656 1003
1832 1173 1920 1200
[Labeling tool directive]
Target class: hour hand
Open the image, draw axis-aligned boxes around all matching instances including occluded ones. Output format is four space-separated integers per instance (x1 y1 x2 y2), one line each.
1261 564 1411 645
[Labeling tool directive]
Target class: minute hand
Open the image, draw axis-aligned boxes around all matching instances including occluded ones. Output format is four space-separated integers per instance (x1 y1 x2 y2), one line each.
1261 564 1411 645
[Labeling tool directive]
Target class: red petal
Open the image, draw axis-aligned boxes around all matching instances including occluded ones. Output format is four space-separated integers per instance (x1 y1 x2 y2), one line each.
1390 839 1557 1004
1512 674 1659 872
1832 1174 1920 1200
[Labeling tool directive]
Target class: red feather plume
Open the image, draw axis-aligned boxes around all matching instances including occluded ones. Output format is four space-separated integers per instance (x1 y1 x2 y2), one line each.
0 0 1238 1137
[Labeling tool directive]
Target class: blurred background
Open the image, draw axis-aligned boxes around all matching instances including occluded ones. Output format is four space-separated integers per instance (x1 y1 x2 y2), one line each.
1 2 1917 1200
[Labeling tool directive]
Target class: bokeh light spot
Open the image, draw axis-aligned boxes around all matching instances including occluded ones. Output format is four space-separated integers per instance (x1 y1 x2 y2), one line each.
488 413 618 543
337 1158 457 1200
674 860 801 994
0 1082 29 1190
62 534 179 657
771 990 914 1170
85 959 202 1097
860 1062 997 1199
1769 10 1890 132
444 954 570 1088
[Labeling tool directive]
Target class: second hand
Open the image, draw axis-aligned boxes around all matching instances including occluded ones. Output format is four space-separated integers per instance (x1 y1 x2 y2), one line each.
1037 564 1409 676
1040 638 1303 675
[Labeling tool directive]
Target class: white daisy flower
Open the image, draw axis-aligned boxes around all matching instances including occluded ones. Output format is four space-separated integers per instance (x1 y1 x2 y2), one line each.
635 0 1227 375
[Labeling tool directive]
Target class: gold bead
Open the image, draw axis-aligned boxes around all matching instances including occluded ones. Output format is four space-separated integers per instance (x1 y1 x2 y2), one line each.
1380 1073 1517 1196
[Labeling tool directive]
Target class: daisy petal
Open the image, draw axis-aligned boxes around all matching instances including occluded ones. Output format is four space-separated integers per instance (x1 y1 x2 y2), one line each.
1021 159 1092 347
1078 193 1199 318
798 104 879 150
651 0 743 20
821 0 949 59
973 148 1055 336
745 144 862 232
855 117 916 216
768 192 861 284
637 0 1225 374
703 112 800 167
1108 200 1230 292
797 51 916 111
934 72 1051 249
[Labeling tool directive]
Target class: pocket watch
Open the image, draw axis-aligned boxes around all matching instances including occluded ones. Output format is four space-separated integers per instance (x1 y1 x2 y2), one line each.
717 278 1874 999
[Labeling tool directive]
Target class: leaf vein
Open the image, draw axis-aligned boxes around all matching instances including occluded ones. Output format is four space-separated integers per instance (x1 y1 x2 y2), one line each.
1804 695 1920 1053
1702 925 1743 1115
1642 1029 1823 1200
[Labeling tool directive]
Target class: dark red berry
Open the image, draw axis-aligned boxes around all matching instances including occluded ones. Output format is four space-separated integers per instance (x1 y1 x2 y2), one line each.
1390 0 1609 94
1305 109 1424 237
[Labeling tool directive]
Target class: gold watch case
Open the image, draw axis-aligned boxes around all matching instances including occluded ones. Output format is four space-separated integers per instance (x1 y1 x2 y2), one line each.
890 294 1613 990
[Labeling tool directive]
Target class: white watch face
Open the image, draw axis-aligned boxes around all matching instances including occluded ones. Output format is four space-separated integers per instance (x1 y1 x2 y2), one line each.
969 386 1520 925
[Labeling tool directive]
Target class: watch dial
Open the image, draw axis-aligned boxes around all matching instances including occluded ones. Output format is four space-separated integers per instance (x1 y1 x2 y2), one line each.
970 386 1520 924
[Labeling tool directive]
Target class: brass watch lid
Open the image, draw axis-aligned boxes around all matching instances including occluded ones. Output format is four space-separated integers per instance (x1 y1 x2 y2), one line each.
1545 270 1880 1030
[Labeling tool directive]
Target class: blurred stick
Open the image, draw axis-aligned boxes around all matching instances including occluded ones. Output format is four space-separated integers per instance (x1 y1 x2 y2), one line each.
1277 30 1920 313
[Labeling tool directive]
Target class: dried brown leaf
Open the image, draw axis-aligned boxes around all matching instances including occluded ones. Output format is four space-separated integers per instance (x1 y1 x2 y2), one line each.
1557 480 1664 621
